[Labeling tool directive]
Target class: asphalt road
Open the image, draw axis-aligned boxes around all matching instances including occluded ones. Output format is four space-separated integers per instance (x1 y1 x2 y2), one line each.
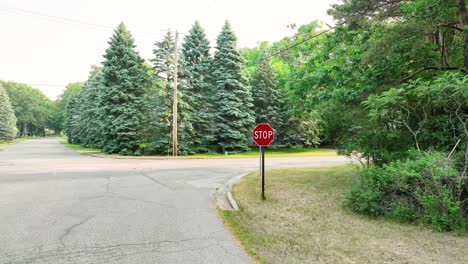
0 138 350 264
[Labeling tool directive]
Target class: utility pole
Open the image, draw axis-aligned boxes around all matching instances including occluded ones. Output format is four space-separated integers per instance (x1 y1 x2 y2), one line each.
172 30 179 157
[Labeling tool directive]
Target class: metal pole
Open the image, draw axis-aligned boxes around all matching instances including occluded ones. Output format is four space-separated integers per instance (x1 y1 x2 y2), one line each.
172 30 179 157
259 146 262 176
261 146 266 200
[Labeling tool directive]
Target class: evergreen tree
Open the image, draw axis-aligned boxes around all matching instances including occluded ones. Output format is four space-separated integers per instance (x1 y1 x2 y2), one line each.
251 57 283 129
211 22 255 152
145 78 173 154
64 93 81 144
98 22 149 155
147 31 176 154
0 84 17 140
180 21 213 152
151 31 175 83
149 31 194 155
77 66 103 147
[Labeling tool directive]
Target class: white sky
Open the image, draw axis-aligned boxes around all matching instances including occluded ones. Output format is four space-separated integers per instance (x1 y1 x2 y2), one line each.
0 0 339 100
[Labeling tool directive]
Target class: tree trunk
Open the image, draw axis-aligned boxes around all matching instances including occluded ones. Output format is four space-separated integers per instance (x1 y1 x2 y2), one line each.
458 0 468 72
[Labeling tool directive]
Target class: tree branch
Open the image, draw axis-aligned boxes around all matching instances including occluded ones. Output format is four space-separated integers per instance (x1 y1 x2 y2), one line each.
396 66 462 84
439 23 464 32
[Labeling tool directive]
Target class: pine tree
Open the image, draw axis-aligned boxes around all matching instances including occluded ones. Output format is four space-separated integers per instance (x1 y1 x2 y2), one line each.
0 84 17 141
251 57 283 131
98 22 149 155
180 21 213 152
211 22 255 152
77 66 103 147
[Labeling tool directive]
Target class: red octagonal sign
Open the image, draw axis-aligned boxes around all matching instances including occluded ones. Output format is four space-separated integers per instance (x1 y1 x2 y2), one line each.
252 123 274 146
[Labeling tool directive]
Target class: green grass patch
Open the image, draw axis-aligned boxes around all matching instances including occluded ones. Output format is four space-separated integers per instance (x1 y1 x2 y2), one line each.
218 209 261 263
189 148 336 159
220 165 468 263
0 137 33 151
59 140 101 155
59 139 336 159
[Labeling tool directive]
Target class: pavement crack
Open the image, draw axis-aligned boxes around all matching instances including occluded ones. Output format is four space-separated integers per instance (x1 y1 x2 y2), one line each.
105 177 110 193
58 215 95 248
139 171 174 190
7 237 220 264
107 192 170 207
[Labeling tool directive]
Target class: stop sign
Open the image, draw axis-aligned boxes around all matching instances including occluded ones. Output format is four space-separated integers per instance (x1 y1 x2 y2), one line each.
252 123 274 146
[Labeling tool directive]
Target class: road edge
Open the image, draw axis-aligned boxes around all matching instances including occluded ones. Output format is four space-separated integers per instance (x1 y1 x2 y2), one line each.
215 172 249 211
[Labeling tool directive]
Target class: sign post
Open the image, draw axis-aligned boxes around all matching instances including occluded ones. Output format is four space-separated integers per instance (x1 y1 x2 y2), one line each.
252 123 274 200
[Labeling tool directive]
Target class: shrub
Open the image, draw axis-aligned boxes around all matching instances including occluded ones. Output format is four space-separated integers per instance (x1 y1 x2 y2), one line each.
347 151 466 232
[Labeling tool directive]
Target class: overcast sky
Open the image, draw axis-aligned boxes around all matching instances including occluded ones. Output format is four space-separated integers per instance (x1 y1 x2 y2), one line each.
0 0 339 99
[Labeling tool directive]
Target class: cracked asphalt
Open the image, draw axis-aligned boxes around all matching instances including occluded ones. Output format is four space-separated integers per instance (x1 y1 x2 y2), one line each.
0 138 350 263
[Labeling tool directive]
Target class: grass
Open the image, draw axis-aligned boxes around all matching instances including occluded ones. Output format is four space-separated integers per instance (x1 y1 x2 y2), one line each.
0 138 33 151
189 148 336 158
219 166 468 264
59 140 101 155
59 140 336 158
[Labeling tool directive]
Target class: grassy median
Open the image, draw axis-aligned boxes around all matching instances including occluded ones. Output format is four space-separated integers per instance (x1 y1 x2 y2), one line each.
219 166 468 264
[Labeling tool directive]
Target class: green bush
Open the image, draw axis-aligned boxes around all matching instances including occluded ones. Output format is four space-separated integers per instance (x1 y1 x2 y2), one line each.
347 151 467 232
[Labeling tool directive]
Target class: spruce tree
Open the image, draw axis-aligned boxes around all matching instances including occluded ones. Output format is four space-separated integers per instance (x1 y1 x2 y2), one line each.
251 57 283 131
148 31 176 154
77 66 103 147
64 93 81 144
98 22 149 155
211 22 254 152
149 31 194 155
180 21 213 152
151 31 175 82
145 78 173 154
0 84 17 141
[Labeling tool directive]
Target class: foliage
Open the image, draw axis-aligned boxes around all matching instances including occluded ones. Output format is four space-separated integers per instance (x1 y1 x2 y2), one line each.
1 81 52 136
339 72 468 166
144 78 173 155
54 1 466 162
64 93 81 144
145 32 177 154
0 84 17 140
211 22 255 152
98 22 149 155
329 0 467 71
179 21 214 153
347 151 467 232
50 82 83 133
251 57 283 131
151 31 175 82
76 66 103 147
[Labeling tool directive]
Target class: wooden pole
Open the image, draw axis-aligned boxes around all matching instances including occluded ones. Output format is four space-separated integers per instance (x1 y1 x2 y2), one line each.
172 30 179 157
